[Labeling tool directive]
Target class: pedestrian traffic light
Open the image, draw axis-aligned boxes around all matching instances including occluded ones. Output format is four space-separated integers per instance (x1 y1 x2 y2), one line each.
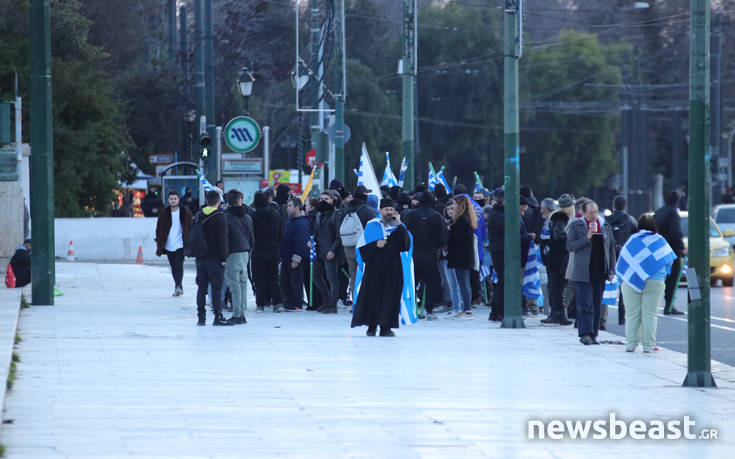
200 133 210 159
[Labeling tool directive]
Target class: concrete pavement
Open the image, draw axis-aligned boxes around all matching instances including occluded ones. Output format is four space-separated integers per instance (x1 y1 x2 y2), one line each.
2 262 735 458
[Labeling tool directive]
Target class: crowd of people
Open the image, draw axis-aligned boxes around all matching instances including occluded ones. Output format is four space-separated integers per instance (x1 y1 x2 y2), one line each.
153 179 688 350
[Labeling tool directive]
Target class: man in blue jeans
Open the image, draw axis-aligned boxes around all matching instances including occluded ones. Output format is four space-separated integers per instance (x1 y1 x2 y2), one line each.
565 200 616 345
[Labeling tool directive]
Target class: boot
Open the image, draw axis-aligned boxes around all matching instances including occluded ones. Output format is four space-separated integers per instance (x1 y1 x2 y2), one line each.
558 308 572 326
379 327 395 337
366 326 377 336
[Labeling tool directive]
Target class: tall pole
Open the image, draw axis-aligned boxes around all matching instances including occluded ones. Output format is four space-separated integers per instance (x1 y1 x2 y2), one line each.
333 0 346 183
179 6 188 73
167 0 176 63
203 0 217 183
194 0 205 130
309 0 321 190
402 0 416 190
710 11 722 205
683 0 715 388
29 0 55 305
263 126 270 183
501 0 524 329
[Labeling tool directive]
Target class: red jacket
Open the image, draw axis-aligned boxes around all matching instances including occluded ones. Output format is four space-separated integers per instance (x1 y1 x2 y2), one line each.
155 206 193 256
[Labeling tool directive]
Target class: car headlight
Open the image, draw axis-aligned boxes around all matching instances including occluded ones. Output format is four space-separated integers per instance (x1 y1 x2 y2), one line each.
713 247 730 257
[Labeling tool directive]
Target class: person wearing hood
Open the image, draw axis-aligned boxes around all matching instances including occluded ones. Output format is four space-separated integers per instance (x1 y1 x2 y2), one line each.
10 239 32 287
223 189 254 324
336 185 377 302
313 191 341 314
329 179 346 201
141 187 165 217
193 190 231 326
273 183 291 228
251 191 285 313
396 192 412 217
367 194 379 213
433 183 450 216
280 197 311 311
404 191 448 320
540 194 574 325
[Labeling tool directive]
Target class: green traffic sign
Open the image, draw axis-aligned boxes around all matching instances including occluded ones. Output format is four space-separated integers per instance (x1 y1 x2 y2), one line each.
224 116 261 153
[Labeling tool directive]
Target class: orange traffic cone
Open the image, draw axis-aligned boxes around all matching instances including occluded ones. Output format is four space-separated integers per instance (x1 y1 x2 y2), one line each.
66 240 75 262
5 264 16 288
136 245 144 265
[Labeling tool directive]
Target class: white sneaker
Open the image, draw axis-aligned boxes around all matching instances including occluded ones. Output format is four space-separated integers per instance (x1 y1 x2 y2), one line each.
454 312 466 319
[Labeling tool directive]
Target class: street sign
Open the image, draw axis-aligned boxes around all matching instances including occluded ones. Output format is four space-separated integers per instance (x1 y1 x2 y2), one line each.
327 123 351 144
224 116 261 153
305 149 316 168
222 158 262 175
149 154 173 164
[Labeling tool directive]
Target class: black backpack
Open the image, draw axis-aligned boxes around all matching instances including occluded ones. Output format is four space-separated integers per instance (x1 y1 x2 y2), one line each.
609 213 635 256
184 212 216 258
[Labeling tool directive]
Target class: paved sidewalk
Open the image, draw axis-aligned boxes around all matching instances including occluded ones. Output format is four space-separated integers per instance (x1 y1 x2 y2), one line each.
2 263 735 458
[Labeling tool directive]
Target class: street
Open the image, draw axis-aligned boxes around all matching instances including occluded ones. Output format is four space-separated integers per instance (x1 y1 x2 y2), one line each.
2 263 735 458
604 285 735 367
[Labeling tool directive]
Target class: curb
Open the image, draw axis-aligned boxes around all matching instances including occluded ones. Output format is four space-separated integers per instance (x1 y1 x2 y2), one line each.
0 287 23 434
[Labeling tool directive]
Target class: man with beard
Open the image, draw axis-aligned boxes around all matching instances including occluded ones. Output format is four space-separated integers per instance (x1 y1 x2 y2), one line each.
351 199 411 337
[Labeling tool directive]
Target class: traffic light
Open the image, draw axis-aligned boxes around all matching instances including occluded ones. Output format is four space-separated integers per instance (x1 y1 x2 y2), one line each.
200 132 210 159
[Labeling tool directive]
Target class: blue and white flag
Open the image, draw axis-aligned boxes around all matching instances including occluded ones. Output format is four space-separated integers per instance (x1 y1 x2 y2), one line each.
195 169 224 203
381 152 399 187
398 157 409 187
616 230 677 292
309 236 317 263
602 279 619 306
354 218 417 326
427 163 440 190
436 166 451 192
522 241 544 306
540 220 551 241
355 143 382 201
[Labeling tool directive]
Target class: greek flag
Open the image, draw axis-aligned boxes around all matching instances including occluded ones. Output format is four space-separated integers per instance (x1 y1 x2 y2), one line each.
398 157 409 187
436 166 451 192
309 236 316 263
616 230 677 292
522 241 544 306
195 169 224 203
602 279 619 306
354 218 417 326
381 152 399 187
427 162 440 190
355 143 382 200
540 220 551 240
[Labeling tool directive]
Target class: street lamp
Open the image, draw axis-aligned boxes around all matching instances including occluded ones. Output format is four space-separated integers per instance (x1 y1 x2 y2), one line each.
237 66 255 115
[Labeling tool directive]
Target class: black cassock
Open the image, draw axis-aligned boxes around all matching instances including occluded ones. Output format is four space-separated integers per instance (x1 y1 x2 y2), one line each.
351 224 410 329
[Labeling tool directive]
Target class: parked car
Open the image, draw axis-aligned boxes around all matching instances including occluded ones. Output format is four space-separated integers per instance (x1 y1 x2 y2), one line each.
680 211 734 287
713 204 735 247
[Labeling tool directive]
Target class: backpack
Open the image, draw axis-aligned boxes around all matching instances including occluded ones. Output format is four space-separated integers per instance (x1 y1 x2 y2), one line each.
184 211 216 258
339 205 366 246
609 213 634 256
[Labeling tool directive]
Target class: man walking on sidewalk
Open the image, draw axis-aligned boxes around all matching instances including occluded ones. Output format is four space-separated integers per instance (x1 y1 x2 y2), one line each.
155 190 193 296
193 190 231 326
280 197 311 311
654 190 687 315
224 189 254 325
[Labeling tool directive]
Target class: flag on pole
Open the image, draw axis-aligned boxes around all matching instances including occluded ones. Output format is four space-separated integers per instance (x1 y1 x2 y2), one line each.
398 157 409 187
437 166 451 192
427 162 439 190
522 241 544 306
355 143 382 200
301 163 323 204
381 152 399 187
473 171 485 194
195 169 224 203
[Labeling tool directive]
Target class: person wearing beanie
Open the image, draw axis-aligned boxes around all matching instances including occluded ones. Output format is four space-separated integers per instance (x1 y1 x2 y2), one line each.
389 185 401 201
453 183 468 196
404 191 448 320
414 183 428 194
351 198 411 336
396 192 412 216
540 194 575 326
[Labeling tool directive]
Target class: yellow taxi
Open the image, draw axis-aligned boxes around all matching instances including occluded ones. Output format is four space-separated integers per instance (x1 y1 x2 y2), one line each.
680 211 735 287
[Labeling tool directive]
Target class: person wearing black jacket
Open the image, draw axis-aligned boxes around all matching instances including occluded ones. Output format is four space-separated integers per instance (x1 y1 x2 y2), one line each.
654 190 687 315
540 194 575 325
447 195 477 319
313 192 341 314
251 191 285 313
223 189 254 325
607 195 638 325
194 190 231 326
280 197 311 311
404 191 448 320
10 240 32 287
486 191 506 321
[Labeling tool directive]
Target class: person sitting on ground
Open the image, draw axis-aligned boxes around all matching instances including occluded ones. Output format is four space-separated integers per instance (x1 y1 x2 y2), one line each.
10 239 32 287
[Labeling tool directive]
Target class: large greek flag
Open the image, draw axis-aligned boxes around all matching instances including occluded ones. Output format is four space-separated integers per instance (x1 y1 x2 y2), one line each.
381 152 399 187
436 166 451 192
356 143 382 201
616 230 677 292
354 218 417 326
522 241 544 306
398 157 409 187
427 162 440 190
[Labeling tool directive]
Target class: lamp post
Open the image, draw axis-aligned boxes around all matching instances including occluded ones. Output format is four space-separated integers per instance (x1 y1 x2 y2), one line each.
237 66 255 116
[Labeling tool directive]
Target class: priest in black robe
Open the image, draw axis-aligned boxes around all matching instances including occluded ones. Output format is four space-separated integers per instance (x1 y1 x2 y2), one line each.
351 199 411 337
